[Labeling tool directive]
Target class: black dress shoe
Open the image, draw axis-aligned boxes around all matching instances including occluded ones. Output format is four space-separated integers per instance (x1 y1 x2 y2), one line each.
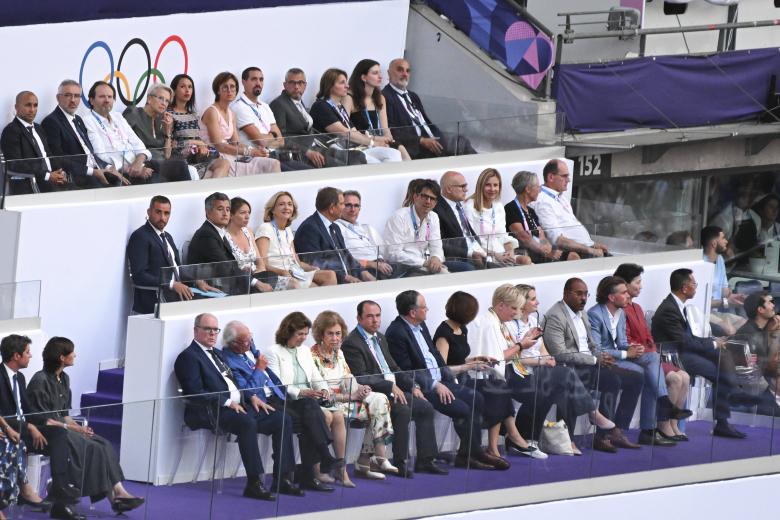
672 433 689 442
18 495 52 512
393 461 414 479
453 453 493 470
638 429 676 447
273 477 305 497
713 421 747 439
669 406 693 420
301 477 335 492
111 496 146 513
414 458 450 475
320 456 345 474
50 503 86 520
243 481 276 501
48 483 81 505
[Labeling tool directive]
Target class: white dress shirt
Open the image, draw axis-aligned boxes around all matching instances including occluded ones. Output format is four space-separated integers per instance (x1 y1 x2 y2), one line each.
59 106 97 174
336 219 384 262
443 197 485 256
82 110 151 169
16 117 52 180
565 304 591 354
383 206 445 268
530 185 594 247
232 93 277 145
195 340 240 406
3 363 22 416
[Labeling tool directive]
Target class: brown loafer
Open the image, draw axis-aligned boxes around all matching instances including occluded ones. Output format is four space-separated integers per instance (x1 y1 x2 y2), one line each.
476 452 511 470
593 433 618 453
454 453 494 470
607 428 641 449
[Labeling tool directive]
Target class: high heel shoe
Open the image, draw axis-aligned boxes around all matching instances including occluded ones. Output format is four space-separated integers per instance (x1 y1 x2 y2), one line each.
335 471 356 488
17 495 51 512
589 411 615 430
111 496 145 513
369 456 399 474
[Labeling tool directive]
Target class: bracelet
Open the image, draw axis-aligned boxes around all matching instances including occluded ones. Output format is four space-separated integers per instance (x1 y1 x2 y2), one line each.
63 423 68 430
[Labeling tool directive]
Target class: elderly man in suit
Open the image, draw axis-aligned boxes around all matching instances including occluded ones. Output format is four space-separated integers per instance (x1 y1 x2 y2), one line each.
174 313 277 500
126 195 192 314
652 268 751 439
269 68 357 168
386 290 509 471
220 320 303 497
0 91 70 194
1 335 83 519
293 187 375 284
41 80 127 188
342 300 440 478
588 276 690 447
543 278 643 453
382 58 475 159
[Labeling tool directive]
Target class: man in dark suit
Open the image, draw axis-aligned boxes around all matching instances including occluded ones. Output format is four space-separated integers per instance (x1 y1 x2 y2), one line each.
187 192 275 294
342 300 440 478
382 58 476 160
41 80 127 189
432 171 492 272
0 91 70 194
293 187 375 284
173 313 277 500
386 290 509 471
126 195 193 314
1 334 83 520
220 321 303 497
269 68 358 167
651 268 749 438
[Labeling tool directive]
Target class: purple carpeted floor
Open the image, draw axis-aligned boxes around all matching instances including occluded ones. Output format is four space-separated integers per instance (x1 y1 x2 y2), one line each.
8 420 780 519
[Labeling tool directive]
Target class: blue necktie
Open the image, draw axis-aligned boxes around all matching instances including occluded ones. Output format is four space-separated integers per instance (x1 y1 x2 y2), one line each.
244 355 285 400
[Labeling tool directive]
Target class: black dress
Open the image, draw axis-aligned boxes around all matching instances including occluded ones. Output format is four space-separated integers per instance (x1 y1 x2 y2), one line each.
433 321 513 427
26 371 124 502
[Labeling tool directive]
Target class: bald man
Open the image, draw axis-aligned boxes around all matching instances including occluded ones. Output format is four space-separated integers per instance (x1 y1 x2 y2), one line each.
1 91 70 194
382 58 476 159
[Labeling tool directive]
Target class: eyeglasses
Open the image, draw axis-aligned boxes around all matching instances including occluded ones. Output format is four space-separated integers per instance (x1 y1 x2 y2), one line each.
152 94 171 104
196 326 221 334
286 80 307 86
453 183 468 190
344 203 361 209
416 193 437 202
59 93 80 99
554 173 570 179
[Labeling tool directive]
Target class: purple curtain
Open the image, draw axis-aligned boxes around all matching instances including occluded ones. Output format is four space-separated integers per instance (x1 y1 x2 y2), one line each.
554 47 780 132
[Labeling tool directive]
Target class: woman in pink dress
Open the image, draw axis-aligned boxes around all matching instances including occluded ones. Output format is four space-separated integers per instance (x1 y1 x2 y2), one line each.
201 72 280 175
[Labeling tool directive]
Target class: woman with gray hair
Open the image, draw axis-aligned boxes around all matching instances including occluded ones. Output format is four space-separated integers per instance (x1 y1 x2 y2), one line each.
504 170 579 263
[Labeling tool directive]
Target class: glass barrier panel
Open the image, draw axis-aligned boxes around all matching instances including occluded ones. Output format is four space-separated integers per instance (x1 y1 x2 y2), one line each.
158 260 252 306
0 280 41 320
444 112 565 154
294 250 355 285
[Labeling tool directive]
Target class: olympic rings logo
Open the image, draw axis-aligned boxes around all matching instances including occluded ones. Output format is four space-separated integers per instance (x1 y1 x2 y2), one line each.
78 36 188 106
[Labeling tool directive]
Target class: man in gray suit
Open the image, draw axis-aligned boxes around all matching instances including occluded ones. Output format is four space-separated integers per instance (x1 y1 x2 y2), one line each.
543 277 643 453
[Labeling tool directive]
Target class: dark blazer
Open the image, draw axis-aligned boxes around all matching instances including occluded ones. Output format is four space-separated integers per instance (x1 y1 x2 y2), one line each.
651 294 715 356
174 341 235 430
381 85 441 159
293 212 363 283
187 220 232 265
221 342 285 402
433 196 479 261
41 107 106 188
0 118 60 191
342 327 413 394
385 316 455 392
0 364 30 431
126 221 182 314
269 92 314 142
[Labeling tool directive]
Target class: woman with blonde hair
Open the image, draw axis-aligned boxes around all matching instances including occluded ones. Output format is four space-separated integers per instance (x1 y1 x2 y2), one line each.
255 191 337 288
310 311 397 485
465 168 530 265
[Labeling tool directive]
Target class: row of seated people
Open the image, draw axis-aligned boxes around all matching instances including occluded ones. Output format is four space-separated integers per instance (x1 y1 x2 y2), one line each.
0 336 144 520
126 159 609 314
168 264 754 501
0 58 474 195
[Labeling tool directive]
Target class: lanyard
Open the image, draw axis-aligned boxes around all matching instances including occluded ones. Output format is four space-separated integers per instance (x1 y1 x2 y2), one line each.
326 99 351 127
240 97 269 132
513 198 530 232
410 206 431 242
271 220 292 251
91 110 118 148
540 186 559 201
342 221 371 242
479 205 496 235
363 108 381 132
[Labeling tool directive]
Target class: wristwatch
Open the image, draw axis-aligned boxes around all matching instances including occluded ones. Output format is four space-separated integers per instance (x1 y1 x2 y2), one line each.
722 297 729 309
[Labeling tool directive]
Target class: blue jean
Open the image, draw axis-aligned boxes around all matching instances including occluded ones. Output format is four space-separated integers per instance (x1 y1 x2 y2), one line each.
614 351 668 430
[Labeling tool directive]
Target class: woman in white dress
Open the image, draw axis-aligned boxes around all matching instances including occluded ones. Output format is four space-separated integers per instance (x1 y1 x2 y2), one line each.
255 191 337 287
465 168 530 265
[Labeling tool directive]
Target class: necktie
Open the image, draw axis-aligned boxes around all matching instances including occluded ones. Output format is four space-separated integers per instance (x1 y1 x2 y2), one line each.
244 355 285 400
682 306 693 335
11 373 22 419
26 126 53 171
369 335 392 375
160 233 175 265
208 349 234 382
222 234 232 254
455 202 476 239
329 223 349 273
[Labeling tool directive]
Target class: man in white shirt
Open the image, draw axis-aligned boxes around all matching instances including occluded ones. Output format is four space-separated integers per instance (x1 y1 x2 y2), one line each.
384 179 450 276
232 67 310 172
0 91 70 194
337 190 397 279
530 159 609 258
